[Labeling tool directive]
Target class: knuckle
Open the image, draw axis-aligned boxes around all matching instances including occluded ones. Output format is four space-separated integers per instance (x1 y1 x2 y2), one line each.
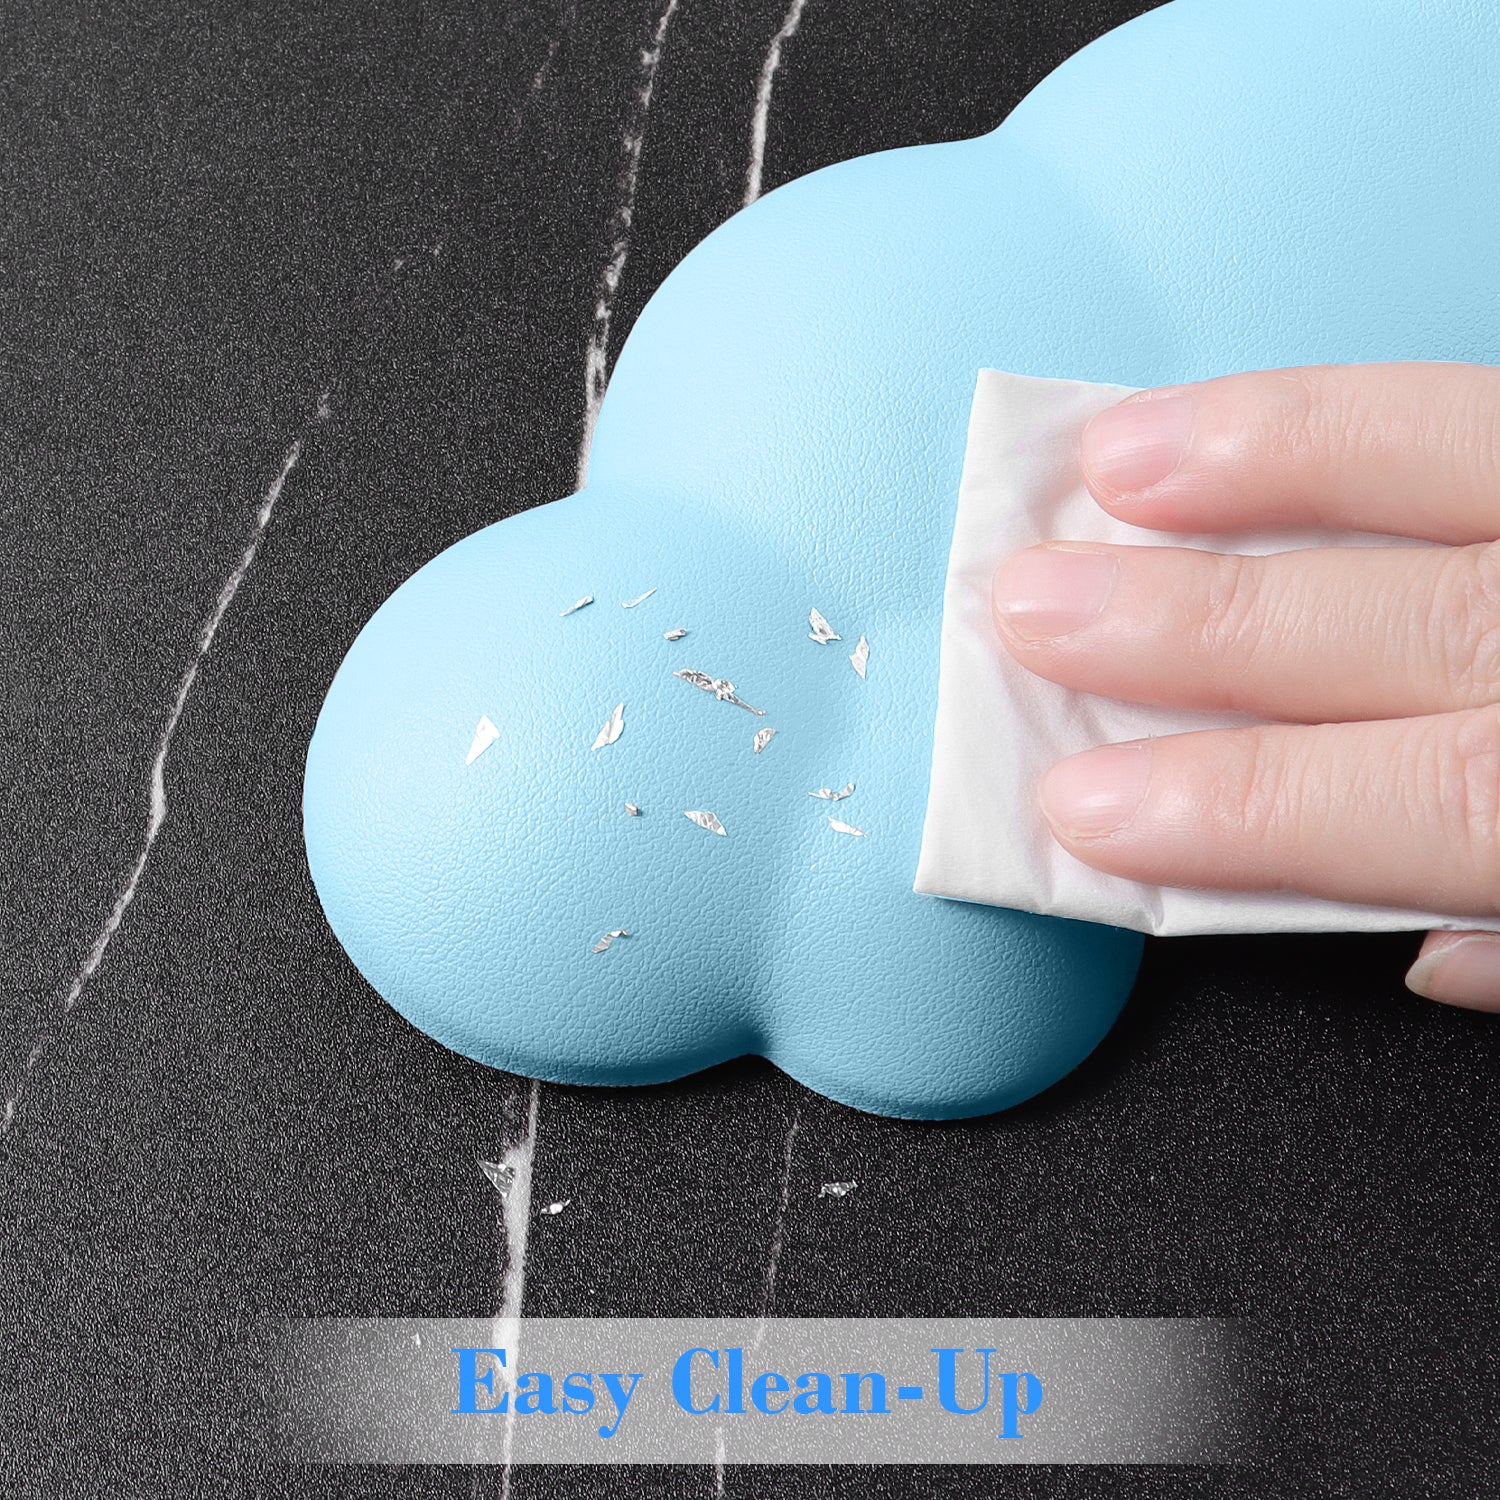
1262 367 1373 516
1451 367 1500 498
1224 725 1296 847
1262 367 1331 467
1439 543 1500 705
1256 364 1500 523
1196 553 1264 672
1434 709 1500 902
1313 392 1390 479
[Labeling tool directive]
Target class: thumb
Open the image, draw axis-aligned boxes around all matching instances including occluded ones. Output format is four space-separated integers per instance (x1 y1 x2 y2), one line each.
1406 931 1500 1013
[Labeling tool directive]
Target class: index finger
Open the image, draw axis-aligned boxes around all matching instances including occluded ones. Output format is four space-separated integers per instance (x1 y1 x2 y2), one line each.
1080 361 1500 544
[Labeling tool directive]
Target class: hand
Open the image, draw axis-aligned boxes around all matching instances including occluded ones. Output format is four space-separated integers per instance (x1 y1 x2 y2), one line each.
991 362 1500 1013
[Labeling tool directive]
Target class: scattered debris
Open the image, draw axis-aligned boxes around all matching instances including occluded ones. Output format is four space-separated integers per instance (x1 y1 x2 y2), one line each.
849 636 870 679
540 1200 571 1217
819 1181 857 1198
592 929 630 953
684 810 727 836
478 1159 517 1196
828 818 865 837
808 607 841 644
808 783 854 801
466 715 500 766
753 727 777 755
664 627 688 641
560 596 594 616
625 802 642 816
622 588 658 608
592 701 625 749
673 669 765 715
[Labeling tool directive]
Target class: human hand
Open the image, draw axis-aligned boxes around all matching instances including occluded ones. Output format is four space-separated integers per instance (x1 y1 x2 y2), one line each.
991 362 1500 1013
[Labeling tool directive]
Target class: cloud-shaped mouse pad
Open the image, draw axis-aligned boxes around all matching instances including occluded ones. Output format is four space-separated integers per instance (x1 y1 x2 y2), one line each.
305 0 1500 1119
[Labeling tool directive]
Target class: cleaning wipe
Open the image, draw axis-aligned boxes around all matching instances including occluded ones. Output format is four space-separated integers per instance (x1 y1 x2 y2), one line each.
915 369 1499 938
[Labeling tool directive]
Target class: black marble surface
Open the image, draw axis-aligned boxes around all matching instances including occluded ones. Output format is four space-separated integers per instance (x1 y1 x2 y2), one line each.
2 2 1496 1494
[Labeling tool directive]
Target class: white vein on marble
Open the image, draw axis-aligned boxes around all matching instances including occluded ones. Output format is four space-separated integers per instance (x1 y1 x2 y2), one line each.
744 0 810 206
512 0 577 136
521 35 562 117
493 1075 541 1495
753 1105 802 1350
1 408 324 1138
576 0 683 487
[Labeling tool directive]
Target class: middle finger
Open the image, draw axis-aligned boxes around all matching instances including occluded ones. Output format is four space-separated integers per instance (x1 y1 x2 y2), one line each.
992 540 1500 723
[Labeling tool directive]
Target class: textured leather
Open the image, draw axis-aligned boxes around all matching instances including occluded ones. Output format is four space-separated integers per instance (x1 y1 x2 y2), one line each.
304 0 1500 1119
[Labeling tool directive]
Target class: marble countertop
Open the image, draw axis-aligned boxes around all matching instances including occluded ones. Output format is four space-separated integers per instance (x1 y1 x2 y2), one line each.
3 1 1496 1494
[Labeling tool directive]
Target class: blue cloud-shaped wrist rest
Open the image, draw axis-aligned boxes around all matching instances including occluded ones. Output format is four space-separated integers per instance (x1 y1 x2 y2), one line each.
304 0 1500 1119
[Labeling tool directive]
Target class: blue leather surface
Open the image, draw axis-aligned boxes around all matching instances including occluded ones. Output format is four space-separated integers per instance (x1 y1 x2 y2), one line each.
304 0 1500 1118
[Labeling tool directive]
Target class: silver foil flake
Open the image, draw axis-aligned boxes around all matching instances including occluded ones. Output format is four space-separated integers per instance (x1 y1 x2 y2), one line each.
819 1181 857 1198
541 1200 571 1216
478 1159 516 1196
808 783 854 801
560 596 594 616
663 627 688 641
465 715 500 766
684 810 727 836
828 817 866 837
621 588 658 608
808 607 841 644
672 669 766 716
849 636 870 679
592 929 630 953
591 701 625 749
625 802 641 816
753 727 777 754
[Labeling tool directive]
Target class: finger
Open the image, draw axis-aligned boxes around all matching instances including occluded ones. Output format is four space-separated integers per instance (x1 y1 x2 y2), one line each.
1036 709 1500 918
1406 931 1500 1013
993 540 1500 722
1079 361 1500 544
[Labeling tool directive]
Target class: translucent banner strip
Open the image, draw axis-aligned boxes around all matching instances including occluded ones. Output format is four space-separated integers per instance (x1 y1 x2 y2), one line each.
265 1316 1255 1464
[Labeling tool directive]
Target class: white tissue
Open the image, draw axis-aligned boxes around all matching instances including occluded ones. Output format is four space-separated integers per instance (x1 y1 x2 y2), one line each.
915 369 1497 937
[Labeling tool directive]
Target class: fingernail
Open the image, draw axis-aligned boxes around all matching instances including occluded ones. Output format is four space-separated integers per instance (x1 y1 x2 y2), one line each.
1040 741 1154 840
1405 934 1500 1013
1081 393 1195 496
993 547 1118 641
